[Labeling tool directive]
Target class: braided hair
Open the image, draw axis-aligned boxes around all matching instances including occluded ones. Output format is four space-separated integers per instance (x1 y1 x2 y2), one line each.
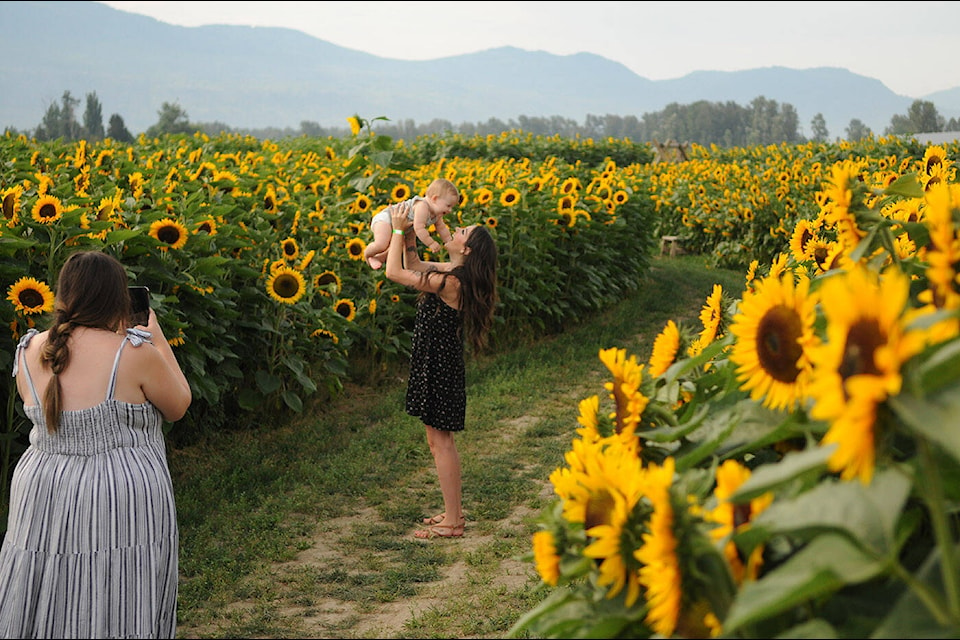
40 251 131 432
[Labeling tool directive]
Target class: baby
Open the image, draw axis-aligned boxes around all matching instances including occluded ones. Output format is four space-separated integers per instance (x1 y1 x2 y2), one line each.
365 178 459 269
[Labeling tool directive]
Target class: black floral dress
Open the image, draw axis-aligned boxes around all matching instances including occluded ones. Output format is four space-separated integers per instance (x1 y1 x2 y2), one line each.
405 292 466 431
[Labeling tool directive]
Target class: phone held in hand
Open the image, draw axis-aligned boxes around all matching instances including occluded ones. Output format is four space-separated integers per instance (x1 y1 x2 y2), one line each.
129 286 150 326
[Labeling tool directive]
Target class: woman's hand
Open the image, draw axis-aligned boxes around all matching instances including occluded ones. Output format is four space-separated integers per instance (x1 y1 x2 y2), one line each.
390 202 412 232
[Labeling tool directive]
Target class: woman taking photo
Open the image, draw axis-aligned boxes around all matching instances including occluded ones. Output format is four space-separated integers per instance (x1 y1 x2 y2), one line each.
0 250 191 639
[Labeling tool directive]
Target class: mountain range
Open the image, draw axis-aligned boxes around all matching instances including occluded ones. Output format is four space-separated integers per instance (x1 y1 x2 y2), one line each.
3 1 960 138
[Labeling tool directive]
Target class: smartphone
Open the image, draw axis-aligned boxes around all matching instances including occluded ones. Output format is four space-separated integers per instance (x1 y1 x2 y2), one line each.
129 285 150 326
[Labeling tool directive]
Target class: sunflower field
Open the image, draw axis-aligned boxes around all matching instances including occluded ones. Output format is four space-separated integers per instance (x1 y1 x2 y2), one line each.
0 116 657 519
2 116 960 637
512 141 960 638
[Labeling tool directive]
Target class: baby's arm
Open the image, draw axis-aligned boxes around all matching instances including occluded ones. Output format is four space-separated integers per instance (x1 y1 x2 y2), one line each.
434 216 453 244
413 203 442 252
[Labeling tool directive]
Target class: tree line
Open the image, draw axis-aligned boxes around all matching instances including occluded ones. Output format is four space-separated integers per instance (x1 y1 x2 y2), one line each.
6 90 959 147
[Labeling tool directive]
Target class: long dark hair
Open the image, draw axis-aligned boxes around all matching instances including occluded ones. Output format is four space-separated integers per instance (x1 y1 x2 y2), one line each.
450 225 498 353
40 251 130 432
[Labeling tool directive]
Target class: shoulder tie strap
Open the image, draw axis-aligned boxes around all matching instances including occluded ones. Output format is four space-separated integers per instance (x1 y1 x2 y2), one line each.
105 328 153 401
12 328 41 405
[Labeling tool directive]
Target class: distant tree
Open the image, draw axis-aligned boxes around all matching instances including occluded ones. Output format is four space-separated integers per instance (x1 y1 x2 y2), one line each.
145 101 194 137
845 118 872 141
810 113 829 142
35 90 81 141
195 121 233 136
82 91 105 141
885 99 944 136
299 120 325 137
945 117 960 131
107 114 134 142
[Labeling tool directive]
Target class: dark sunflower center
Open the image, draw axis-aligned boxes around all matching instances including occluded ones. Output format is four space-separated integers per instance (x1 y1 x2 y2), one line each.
18 289 44 308
316 274 335 286
840 319 884 379
264 196 275 209
348 243 362 256
37 203 58 219
273 274 300 299
283 243 296 256
335 303 352 318
757 305 803 383
584 489 615 530
2 194 15 219
813 246 829 268
157 226 182 245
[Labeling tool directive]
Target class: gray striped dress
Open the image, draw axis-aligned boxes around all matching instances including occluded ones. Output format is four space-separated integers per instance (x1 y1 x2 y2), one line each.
0 328 178 639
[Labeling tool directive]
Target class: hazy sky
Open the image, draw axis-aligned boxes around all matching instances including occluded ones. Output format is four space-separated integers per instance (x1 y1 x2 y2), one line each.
97 1 960 98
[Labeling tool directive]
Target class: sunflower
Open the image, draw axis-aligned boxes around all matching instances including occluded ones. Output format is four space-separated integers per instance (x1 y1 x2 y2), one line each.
744 259 760 292
648 319 682 378
689 284 725 355
599 347 649 438
635 458 682 637
334 298 356 321
532 530 561 586
280 237 300 261
558 192 577 212
701 459 773 585
575 394 602 440
211 169 237 191
7 277 54 314
263 185 279 213
31 194 63 224
351 193 372 214
314 270 341 294
789 219 817 262
266 266 306 305
391 183 412 202
807 266 929 484
345 237 366 261
2 185 23 222
919 144 950 176
311 328 340 343
195 217 218 235
298 249 316 272
560 176 581 195
347 115 362 135
148 218 189 251
729 272 818 412
577 439 648 606
484 216 498 229
474 188 493 206
613 190 629 205
499 188 521 207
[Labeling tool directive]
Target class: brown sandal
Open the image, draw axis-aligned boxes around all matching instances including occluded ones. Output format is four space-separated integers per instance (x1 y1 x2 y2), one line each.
414 523 464 539
422 513 466 525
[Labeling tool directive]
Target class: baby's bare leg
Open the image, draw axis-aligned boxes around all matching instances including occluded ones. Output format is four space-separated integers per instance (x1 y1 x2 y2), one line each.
366 217 392 269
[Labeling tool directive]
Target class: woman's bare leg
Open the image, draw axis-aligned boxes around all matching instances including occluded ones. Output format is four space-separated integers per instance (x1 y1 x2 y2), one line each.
425 425 463 528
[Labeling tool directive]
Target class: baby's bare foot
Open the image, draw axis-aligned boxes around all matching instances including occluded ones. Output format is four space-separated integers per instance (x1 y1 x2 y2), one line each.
367 256 383 269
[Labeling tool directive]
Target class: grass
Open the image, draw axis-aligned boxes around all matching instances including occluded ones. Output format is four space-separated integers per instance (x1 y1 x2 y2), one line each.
170 254 745 638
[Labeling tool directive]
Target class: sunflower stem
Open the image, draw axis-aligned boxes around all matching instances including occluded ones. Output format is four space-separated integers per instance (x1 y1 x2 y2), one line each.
916 436 960 623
